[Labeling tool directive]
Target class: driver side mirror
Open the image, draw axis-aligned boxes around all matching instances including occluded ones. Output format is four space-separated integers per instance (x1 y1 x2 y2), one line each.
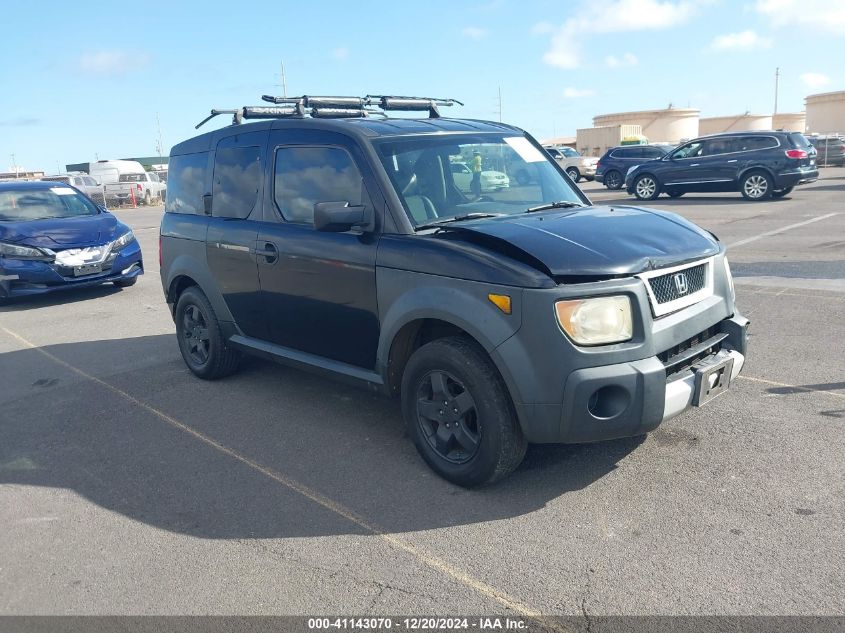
313 201 373 233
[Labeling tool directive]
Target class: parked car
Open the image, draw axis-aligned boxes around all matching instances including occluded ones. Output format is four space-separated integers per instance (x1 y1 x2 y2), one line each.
807 135 845 167
160 98 747 486
449 162 509 193
40 172 105 204
596 145 672 190
543 146 598 182
106 171 166 206
625 131 818 201
0 181 142 300
89 159 148 185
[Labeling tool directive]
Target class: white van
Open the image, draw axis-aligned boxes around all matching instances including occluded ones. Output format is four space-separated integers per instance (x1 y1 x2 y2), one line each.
89 160 147 184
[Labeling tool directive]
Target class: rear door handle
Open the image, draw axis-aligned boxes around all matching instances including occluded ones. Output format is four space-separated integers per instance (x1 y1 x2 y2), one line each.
690 163 700 167
727 159 738 163
254 242 278 263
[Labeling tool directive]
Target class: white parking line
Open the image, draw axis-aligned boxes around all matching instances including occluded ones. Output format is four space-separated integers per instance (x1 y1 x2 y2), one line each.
728 213 839 248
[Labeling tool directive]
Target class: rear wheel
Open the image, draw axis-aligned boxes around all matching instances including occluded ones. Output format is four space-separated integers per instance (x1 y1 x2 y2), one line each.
772 186 794 198
565 167 580 182
604 170 623 189
633 174 660 200
740 171 772 200
401 337 527 487
667 189 684 198
175 286 241 379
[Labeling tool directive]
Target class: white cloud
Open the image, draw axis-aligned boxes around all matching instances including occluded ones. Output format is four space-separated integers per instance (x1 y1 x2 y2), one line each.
79 50 151 75
756 0 845 34
541 0 703 69
461 26 487 40
605 52 639 67
563 87 596 98
331 47 349 61
709 30 772 51
531 21 555 35
801 72 830 89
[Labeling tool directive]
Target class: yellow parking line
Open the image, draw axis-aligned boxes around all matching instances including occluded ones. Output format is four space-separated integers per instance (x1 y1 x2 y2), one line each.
0 325 567 630
739 375 845 399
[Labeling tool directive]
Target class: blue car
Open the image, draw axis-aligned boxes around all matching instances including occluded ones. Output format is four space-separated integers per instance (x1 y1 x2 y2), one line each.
0 181 143 300
595 145 671 190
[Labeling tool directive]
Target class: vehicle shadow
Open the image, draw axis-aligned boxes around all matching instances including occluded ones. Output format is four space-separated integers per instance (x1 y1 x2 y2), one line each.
0 284 124 312
0 335 644 539
588 195 789 207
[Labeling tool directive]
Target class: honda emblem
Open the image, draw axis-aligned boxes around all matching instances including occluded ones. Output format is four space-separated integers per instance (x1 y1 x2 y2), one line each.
673 272 689 295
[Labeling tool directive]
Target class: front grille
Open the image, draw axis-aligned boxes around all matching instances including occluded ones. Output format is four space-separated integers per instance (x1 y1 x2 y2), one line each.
658 325 727 380
648 263 707 304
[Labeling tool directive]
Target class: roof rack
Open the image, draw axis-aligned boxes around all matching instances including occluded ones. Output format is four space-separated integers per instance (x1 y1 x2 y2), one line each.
195 94 463 129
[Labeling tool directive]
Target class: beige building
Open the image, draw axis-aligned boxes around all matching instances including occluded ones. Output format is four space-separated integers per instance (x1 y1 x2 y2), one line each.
805 90 845 134
592 107 699 144
772 112 806 132
576 124 643 157
699 114 773 136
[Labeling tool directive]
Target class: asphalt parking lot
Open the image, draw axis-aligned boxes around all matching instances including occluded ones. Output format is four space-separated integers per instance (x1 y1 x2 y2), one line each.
1 171 843 620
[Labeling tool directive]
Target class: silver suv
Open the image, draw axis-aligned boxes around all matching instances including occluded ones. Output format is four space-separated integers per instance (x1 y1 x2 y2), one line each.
41 173 105 205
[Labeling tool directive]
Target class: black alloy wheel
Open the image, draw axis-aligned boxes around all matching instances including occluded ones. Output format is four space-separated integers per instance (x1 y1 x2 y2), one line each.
181 303 210 366
415 370 481 464
604 170 623 189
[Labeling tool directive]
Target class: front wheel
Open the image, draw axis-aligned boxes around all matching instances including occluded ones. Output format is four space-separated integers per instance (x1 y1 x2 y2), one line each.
175 286 241 379
772 186 794 198
112 277 137 288
740 171 773 200
565 167 580 182
633 174 660 200
401 337 527 487
666 189 684 198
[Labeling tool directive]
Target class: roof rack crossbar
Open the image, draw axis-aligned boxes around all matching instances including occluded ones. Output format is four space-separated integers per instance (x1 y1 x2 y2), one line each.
199 94 462 128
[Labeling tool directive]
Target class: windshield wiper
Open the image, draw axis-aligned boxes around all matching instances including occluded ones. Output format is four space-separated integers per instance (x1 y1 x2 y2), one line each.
525 200 585 213
415 213 505 231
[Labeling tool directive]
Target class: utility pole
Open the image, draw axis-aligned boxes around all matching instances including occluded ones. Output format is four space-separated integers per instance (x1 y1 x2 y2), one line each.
280 62 288 98
10 153 17 179
774 67 780 114
155 113 164 160
497 86 502 123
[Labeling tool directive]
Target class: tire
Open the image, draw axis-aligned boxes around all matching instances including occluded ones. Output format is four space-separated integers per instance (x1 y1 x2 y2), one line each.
633 174 660 200
401 336 527 487
740 170 773 201
565 167 580 182
667 189 684 198
604 170 623 190
772 186 794 198
175 286 241 379
112 277 137 288
144 191 152 205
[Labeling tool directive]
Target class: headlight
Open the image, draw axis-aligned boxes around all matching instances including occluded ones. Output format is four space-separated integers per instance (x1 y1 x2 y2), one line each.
555 295 634 346
111 230 136 250
0 241 51 259
724 256 735 303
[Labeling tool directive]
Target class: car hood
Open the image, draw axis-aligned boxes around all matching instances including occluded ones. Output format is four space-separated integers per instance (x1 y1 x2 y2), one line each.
0 213 126 249
440 205 720 277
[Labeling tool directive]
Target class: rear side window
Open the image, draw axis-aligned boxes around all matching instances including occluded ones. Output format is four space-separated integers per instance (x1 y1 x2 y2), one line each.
273 147 363 224
641 147 665 159
165 153 208 215
735 136 779 151
212 146 262 219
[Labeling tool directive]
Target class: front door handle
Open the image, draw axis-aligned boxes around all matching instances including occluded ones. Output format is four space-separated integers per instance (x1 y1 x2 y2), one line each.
254 242 278 263
727 159 738 163
690 163 700 167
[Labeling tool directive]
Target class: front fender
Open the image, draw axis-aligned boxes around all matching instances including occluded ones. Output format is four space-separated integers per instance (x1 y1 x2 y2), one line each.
375 267 523 367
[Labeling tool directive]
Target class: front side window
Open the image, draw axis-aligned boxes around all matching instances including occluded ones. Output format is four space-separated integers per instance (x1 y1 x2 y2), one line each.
671 141 704 159
212 145 261 219
375 134 583 227
0 186 99 222
274 147 363 224
165 153 208 215
561 147 580 158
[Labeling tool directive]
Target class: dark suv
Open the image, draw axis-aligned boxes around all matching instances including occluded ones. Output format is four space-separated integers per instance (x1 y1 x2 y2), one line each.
626 131 818 201
596 145 671 190
807 135 845 167
160 95 748 486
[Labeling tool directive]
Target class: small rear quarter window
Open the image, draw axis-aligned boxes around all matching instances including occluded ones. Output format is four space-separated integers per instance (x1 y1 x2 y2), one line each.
165 153 208 215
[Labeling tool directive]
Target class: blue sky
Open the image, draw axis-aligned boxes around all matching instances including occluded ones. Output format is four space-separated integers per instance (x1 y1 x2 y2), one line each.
1 0 842 172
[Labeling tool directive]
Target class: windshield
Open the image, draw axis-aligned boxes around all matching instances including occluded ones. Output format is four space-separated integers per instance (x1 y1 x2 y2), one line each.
0 186 100 222
375 134 584 228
